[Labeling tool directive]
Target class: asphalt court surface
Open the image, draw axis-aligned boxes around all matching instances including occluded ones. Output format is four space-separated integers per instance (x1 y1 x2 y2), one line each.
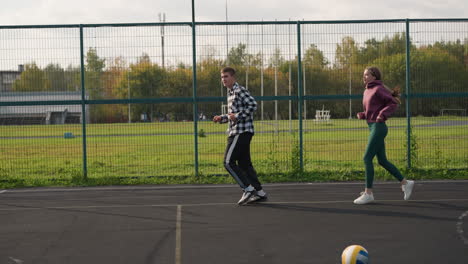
1 181 468 264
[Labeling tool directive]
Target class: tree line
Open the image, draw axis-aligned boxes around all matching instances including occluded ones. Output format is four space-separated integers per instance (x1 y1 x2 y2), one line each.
11 33 468 122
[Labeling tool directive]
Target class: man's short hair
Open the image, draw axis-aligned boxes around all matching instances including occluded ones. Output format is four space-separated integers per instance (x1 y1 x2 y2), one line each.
221 67 236 76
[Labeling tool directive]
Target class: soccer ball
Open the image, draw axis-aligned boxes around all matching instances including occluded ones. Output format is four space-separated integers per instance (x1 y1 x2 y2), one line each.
341 245 369 264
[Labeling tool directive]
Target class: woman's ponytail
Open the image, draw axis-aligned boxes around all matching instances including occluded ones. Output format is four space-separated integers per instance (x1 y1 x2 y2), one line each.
384 85 401 104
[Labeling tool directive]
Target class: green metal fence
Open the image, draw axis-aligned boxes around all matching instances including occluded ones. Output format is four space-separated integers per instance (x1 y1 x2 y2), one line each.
1 19 467 182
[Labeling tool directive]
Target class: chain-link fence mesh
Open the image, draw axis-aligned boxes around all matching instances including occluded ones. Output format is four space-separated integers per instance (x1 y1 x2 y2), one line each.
1 20 467 181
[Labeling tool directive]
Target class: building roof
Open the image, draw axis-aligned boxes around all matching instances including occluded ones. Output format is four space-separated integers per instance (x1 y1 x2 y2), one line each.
0 91 84 100
0 91 86 115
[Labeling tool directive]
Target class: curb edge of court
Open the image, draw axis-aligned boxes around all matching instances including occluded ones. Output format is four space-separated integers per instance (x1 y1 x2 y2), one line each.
2 180 468 193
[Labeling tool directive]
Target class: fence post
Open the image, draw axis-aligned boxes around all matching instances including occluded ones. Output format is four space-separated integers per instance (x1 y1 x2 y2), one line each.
191 0 199 177
79 24 88 180
405 19 412 169
297 21 304 172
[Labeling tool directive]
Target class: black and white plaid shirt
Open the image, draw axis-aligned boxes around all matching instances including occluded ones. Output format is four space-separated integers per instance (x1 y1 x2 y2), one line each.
220 82 257 136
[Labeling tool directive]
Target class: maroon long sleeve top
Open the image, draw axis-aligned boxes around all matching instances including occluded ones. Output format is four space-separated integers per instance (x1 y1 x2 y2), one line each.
357 80 399 123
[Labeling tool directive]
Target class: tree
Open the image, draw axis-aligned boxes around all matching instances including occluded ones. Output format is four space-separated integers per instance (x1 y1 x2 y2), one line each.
44 63 67 91
335 36 358 69
97 57 128 122
303 44 328 69
64 65 81 91
429 39 468 66
103 56 127 98
381 33 406 57
197 56 225 97
115 53 167 122
84 48 107 122
165 68 193 120
269 47 285 68
85 48 106 99
357 33 408 65
227 43 249 66
226 43 262 68
371 46 468 116
12 63 50 92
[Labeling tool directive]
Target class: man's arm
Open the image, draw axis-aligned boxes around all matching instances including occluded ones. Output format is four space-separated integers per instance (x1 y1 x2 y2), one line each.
213 115 229 123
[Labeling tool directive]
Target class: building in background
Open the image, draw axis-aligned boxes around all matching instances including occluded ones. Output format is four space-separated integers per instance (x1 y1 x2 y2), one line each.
0 65 23 92
0 91 88 125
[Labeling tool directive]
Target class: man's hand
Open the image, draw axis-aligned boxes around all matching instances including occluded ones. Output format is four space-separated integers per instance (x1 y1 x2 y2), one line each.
213 115 222 123
228 113 237 122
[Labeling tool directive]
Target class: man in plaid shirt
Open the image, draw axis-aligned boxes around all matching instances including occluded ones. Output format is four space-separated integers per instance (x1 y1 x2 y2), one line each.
213 67 267 205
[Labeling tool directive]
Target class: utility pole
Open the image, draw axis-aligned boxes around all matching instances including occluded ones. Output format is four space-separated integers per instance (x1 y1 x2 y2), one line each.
274 21 278 124
288 21 292 132
347 41 353 119
261 22 264 121
222 0 228 113
349 64 352 119
127 72 131 123
158 13 166 69
246 24 249 89
225 0 229 65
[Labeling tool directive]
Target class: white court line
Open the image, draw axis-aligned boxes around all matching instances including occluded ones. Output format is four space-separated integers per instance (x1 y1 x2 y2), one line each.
456 210 468 246
0 198 467 211
0 190 7 194
8 257 23 264
175 205 182 264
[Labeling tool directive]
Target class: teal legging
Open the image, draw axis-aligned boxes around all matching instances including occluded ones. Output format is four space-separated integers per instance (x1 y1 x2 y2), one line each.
364 122 404 188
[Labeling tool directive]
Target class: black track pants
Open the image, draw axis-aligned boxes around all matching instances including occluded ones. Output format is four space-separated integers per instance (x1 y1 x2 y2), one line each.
224 132 262 191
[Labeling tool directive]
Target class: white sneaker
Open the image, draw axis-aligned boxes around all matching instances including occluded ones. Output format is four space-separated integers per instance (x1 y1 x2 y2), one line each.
402 180 415 200
237 191 253 205
257 189 267 197
246 191 268 204
353 192 375 205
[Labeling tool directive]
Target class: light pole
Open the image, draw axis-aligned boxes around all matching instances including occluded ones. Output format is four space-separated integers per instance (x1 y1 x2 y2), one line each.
127 71 131 123
225 0 229 64
222 0 228 113
158 13 166 69
348 63 352 119
288 21 292 132
274 22 278 123
261 22 264 121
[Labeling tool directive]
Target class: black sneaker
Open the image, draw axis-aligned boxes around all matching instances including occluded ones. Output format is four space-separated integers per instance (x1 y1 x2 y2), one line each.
237 191 253 205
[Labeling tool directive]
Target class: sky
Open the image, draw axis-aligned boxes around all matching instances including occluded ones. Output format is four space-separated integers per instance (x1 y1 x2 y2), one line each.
0 0 466 71
0 0 467 25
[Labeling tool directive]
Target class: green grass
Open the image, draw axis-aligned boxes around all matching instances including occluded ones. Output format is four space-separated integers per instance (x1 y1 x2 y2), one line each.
1 116 467 188
0 116 439 138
